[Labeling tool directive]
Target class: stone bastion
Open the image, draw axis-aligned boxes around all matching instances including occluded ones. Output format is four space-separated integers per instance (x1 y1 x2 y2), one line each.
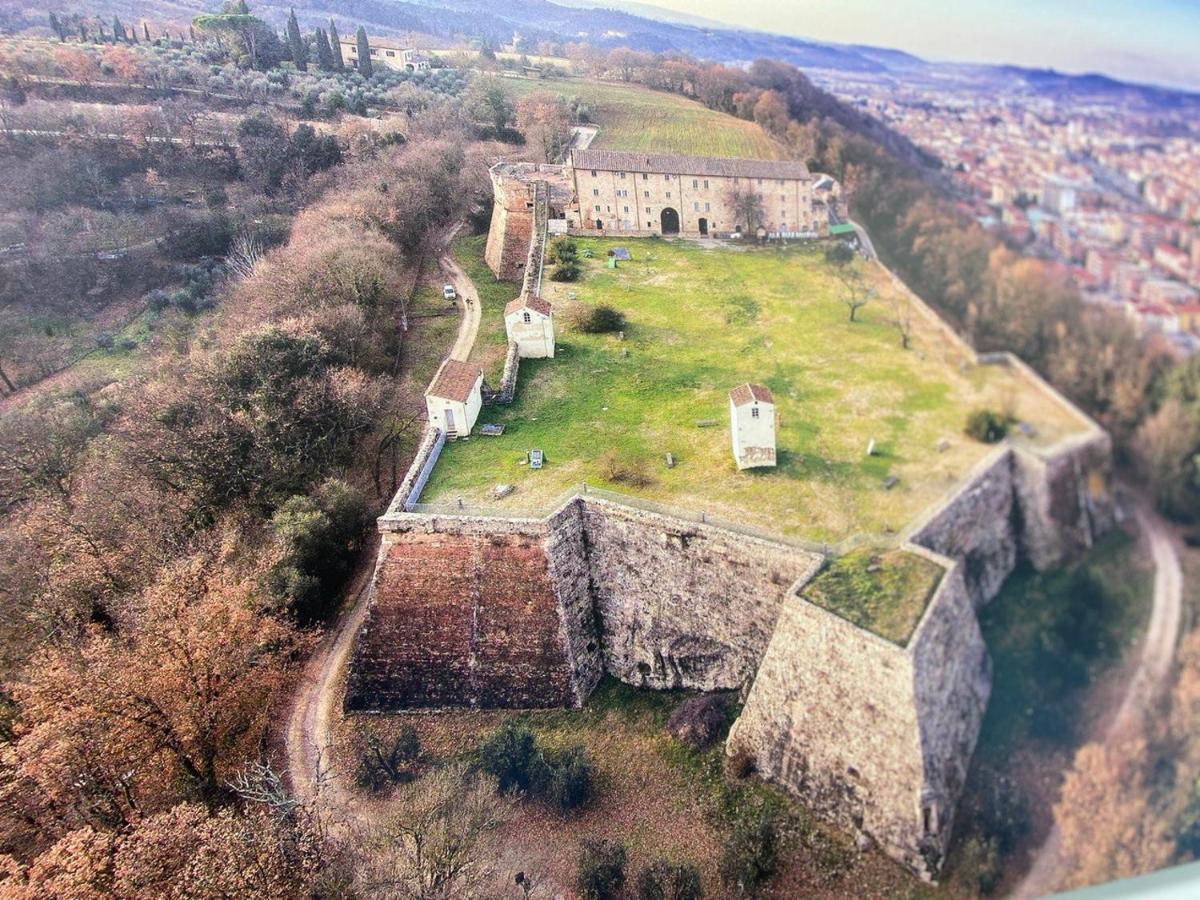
345 164 1116 878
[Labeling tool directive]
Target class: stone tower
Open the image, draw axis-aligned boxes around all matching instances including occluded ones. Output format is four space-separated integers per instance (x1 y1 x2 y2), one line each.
485 164 538 280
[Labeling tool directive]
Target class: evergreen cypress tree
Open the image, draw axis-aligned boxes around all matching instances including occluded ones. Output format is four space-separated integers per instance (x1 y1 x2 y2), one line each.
78 22 87 42
286 9 308 71
355 26 372 77
112 16 126 42
144 21 151 42
314 28 333 72
48 13 63 41
329 19 345 71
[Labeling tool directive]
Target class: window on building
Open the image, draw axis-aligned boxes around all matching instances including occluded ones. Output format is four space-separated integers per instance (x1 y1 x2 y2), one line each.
703 179 709 189
644 190 650 198
645 207 651 213
606 206 611 212
664 174 670 181
666 191 671 198
593 188 599 196
781 195 786 201
642 173 649 180
522 311 531 324
692 179 698 188
594 204 601 212
647 221 652 227
591 169 597 177
386 50 396 57
757 178 764 185
751 407 760 418
619 171 626 178
693 202 700 211
623 206 629 213
705 202 711 211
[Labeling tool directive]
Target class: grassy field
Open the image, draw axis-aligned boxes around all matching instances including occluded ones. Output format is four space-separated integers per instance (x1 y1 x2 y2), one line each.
802 548 944 645
421 237 1085 541
335 678 934 898
497 76 782 159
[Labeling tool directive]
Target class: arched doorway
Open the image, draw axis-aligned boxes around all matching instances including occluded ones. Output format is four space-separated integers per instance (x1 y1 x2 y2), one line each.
594 219 604 230
660 207 680 235
698 217 709 236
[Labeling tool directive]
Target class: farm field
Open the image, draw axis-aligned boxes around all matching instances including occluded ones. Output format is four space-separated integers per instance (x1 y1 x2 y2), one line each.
420 237 1088 541
496 76 782 159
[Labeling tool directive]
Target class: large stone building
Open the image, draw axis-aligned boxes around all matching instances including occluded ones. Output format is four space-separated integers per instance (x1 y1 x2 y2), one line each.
567 148 825 238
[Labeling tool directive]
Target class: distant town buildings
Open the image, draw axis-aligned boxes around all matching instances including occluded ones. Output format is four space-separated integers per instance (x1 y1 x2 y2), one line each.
811 70 1200 352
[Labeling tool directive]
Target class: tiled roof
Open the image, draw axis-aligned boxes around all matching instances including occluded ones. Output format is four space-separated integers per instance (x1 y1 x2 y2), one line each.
729 383 773 406
571 149 810 181
505 295 553 317
427 359 482 403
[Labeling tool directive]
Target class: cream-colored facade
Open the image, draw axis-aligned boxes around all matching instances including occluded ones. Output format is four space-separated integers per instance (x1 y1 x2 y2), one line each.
730 384 777 469
339 37 430 71
425 360 483 438
504 296 555 358
568 149 823 238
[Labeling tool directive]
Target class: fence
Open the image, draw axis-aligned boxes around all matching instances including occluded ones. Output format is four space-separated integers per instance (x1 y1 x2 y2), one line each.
407 481 899 558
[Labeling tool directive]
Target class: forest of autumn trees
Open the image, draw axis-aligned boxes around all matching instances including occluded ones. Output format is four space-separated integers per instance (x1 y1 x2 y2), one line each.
0 75 491 888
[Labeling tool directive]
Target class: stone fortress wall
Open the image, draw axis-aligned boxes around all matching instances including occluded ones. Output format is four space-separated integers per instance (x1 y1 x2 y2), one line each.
348 165 1117 878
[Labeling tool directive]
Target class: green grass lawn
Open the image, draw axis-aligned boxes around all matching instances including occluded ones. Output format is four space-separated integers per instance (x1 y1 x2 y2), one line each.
801 548 944 645
422 237 1085 541
454 233 522 384
497 77 782 160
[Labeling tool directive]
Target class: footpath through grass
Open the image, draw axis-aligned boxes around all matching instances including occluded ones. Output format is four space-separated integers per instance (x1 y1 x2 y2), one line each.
424 236 1083 541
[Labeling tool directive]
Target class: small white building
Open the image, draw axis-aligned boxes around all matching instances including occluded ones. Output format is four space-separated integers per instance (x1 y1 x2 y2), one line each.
426 359 484 438
729 383 776 470
504 295 555 358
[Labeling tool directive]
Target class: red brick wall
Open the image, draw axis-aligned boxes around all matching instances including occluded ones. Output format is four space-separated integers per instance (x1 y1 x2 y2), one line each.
344 531 576 711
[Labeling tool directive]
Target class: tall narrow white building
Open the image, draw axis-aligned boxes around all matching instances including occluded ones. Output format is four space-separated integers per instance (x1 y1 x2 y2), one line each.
729 383 776 469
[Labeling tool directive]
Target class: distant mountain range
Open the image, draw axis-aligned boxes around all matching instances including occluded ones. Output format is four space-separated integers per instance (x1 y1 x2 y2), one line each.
11 0 1196 106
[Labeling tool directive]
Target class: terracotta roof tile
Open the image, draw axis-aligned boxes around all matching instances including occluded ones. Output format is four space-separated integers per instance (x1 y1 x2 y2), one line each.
729 383 773 406
427 359 483 403
571 149 809 181
504 295 553 317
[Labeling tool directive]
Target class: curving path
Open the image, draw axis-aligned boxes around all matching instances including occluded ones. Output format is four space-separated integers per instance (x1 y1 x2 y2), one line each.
1013 502 1182 898
282 230 483 824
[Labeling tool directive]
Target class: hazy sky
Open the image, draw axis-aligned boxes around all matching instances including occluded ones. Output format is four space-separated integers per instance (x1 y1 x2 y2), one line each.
627 0 1200 90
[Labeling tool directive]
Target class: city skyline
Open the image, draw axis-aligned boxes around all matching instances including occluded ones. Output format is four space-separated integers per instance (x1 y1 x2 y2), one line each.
607 0 1200 91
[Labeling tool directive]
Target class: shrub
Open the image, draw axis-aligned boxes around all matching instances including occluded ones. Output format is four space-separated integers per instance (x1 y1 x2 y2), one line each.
573 304 625 334
577 838 626 900
824 241 855 266
666 693 731 750
956 834 1001 895
637 859 704 900
598 447 653 488
720 810 781 897
540 745 593 810
550 259 581 282
355 726 420 792
965 408 1009 443
550 236 578 264
478 721 538 792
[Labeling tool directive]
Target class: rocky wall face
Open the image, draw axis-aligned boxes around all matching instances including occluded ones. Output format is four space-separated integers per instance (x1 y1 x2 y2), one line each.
579 501 822 692
910 449 1017 608
909 561 991 872
543 502 605 703
1012 433 1115 571
727 591 929 872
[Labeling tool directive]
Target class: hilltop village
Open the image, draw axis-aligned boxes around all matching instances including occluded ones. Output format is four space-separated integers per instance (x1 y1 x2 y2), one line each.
346 145 1114 878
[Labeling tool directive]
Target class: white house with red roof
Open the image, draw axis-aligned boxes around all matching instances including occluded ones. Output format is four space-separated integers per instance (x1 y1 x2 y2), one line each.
425 359 484 439
729 383 776 470
504 295 555 358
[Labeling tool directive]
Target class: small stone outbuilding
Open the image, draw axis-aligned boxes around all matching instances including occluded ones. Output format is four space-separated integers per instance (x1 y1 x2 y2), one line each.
504 295 555 358
729 383 776 469
426 359 484 439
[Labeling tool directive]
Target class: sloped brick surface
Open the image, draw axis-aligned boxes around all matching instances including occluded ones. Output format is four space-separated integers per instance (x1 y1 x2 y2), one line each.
344 532 575 711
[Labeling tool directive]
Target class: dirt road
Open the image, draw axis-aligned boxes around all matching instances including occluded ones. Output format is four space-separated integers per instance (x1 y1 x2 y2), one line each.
282 235 482 826
1014 504 1182 898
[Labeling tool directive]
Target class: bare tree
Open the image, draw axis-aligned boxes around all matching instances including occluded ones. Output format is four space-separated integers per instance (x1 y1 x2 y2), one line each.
888 288 916 349
834 266 874 323
357 765 507 899
725 184 766 235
